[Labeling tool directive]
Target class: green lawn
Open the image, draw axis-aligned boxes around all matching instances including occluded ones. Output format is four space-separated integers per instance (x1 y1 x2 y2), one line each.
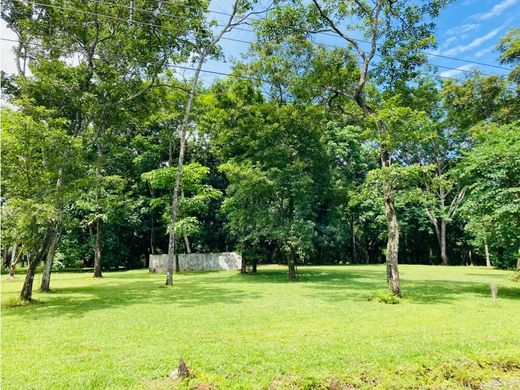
2 265 520 389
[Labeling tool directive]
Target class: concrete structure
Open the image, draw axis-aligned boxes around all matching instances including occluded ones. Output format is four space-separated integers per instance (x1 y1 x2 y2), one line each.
149 252 242 273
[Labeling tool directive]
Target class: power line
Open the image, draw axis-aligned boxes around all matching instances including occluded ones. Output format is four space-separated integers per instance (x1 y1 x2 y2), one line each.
0 2 506 79
10 0 512 72
0 4 498 80
0 36 456 82
108 1 513 71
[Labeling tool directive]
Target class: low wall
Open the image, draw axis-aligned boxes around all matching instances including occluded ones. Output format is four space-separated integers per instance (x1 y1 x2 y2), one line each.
149 252 242 273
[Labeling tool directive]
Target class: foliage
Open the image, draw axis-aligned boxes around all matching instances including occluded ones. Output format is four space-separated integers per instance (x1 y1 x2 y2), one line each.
458 122 520 268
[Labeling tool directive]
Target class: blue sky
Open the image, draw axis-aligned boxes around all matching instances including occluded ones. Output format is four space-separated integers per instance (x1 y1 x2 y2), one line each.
432 0 519 77
205 0 519 81
1 0 518 83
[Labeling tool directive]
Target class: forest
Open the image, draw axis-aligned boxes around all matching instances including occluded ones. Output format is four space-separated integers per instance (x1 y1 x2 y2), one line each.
1 0 519 303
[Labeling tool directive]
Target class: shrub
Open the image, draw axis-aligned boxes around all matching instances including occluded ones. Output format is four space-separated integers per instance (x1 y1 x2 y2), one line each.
368 290 402 304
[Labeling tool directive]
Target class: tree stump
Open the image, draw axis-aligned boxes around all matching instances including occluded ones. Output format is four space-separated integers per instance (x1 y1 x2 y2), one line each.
170 357 191 380
491 283 497 302
177 358 190 379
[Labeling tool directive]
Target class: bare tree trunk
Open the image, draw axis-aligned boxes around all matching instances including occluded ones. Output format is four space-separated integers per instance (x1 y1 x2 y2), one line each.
439 220 448 266
252 259 257 273
20 256 39 301
149 187 155 255
288 253 298 280
469 250 473 266
93 218 103 278
380 146 402 297
41 170 64 291
351 213 357 263
183 235 191 254
165 0 244 285
175 253 180 273
383 182 401 297
20 230 53 301
2 247 8 270
166 57 204 286
93 142 103 278
484 242 491 267
8 243 19 280
40 225 61 292
241 247 247 274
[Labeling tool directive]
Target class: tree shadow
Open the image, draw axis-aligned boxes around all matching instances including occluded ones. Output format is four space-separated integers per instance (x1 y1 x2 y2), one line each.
1 272 262 320
3 266 518 319
233 266 520 304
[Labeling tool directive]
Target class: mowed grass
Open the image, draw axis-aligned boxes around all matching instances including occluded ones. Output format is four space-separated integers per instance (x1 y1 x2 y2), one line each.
1 265 520 389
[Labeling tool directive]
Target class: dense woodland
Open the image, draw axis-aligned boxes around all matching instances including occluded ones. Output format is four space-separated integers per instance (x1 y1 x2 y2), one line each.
1 0 519 301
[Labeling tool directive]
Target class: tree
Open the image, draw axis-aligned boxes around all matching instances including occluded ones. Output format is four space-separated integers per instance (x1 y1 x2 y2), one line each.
253 0 448 295
1 107 80 300
142 162 221 262
1 0 204 282
163 0 263 286
458 123 520 270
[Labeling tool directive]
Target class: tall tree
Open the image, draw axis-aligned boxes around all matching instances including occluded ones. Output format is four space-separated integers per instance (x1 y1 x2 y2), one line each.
1 107 80 301
164 0 264 285
253 0 448 294
1 0 204 285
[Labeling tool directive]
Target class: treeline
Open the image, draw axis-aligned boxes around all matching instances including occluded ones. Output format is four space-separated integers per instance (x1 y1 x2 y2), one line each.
1 1 519 301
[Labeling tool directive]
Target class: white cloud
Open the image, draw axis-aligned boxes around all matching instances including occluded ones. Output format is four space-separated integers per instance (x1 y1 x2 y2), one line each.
478 0 518 21
443 27 502 56
474 46 494 58
439 64 475 78
446 23 479 36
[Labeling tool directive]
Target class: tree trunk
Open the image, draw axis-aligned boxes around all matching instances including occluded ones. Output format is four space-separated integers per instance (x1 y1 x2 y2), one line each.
241 254 247 274
2 247 8 270
20 230 53 301
383 184 402 297
8 243 19 280
93 219 103 278
166 56 205 286
485 242 491 267
40 225 61 292
183 235 191 254
149 188 155 255
20 256 40 301
252 258 257 273
469 250 473 266
351 213 357 263
288 255 298 280
439 220 448 266
93 141 103 278
381 146 402 297
175 253 180 273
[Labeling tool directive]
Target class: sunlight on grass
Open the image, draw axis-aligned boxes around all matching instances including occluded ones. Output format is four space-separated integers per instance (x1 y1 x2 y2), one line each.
2 265 519 389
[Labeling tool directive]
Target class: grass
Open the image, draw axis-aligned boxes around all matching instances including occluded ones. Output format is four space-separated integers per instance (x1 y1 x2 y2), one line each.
1 265 520 389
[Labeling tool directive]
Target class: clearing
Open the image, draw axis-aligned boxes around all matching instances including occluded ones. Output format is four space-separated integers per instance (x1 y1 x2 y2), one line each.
1 265 520 389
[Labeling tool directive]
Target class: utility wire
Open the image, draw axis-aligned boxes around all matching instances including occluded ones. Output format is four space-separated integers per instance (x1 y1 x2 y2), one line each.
95 0 513 72
9 0 513 72
0 37 456 82
2 1 508 78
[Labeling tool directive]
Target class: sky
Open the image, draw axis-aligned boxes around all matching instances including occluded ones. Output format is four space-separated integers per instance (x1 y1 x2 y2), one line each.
1 0 519 85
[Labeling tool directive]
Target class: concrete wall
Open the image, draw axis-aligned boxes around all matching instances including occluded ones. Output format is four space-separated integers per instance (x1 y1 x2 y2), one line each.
149 252 242 273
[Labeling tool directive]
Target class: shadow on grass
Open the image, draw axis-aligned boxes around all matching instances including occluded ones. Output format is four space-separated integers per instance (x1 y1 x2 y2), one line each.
1 273 261 319
3 266 519 319
231 266 520 304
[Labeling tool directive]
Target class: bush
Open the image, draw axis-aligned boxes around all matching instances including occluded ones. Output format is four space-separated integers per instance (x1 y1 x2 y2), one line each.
368 290 402 304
